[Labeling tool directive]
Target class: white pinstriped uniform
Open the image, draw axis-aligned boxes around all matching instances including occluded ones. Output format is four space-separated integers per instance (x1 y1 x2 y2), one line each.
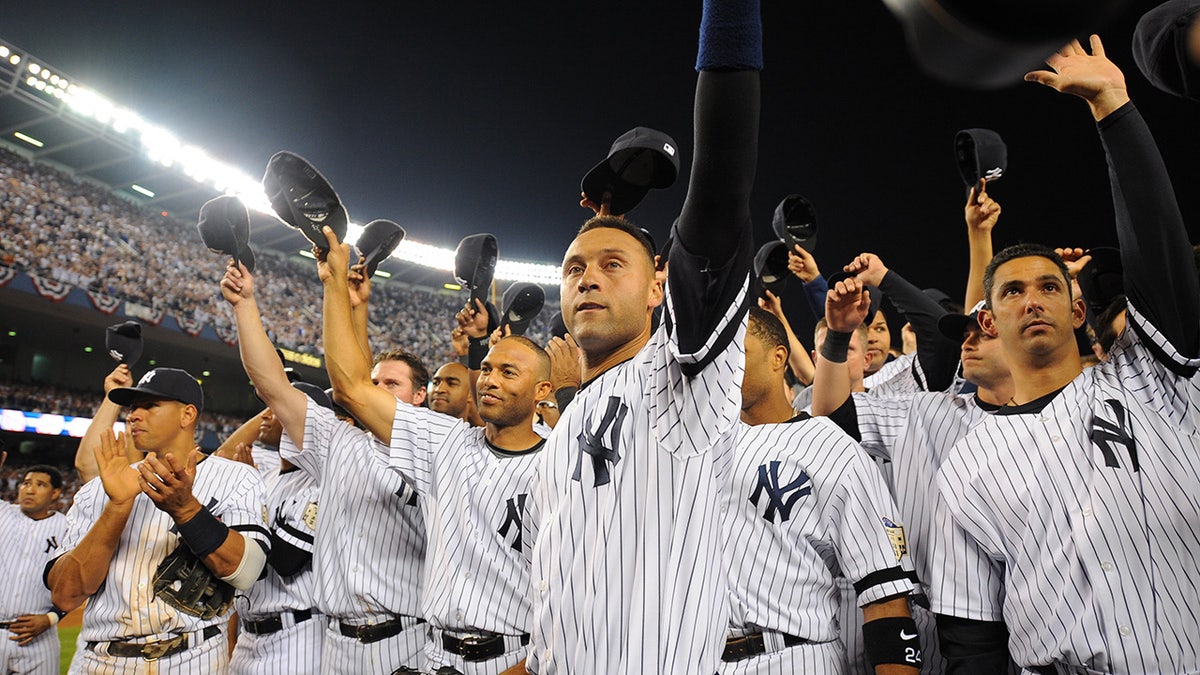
938 302 1200 672
0 503 67 675
384 400 542 673
864 353 925 397
526 277 750 675
229 467 323 675
250 441 282 478
279 398 426 674
63 456 269 675
720 416 916 675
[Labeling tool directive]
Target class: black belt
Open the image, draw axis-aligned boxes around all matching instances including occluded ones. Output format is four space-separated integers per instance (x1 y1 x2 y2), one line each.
242 608 314 635
338 615 425 644
86 625 221 661
442 631 530 662
722 631 809 662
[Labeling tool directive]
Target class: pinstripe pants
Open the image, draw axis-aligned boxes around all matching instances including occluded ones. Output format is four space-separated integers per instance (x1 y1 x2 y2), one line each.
320 618 425 674
0 626 59 675
68 629 229 674
229 615 324 675
718 640 842 675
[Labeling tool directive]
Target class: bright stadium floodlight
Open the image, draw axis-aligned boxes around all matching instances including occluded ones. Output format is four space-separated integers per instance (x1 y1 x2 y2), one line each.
10 54 20 65
14 132 44 148
27 63 40 75
130 184 155 198
0 46 9 58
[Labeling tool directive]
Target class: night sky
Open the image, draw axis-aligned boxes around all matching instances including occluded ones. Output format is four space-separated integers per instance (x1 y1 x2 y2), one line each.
4 1 1198 304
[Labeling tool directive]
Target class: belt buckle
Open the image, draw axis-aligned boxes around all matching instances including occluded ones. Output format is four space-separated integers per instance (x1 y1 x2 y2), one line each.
141 637 178 662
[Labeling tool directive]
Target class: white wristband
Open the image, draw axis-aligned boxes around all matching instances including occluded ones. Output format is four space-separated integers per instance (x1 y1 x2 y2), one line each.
46 612 59 627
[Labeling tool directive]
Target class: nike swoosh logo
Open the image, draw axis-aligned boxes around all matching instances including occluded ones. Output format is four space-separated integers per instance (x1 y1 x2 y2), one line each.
900 630 917 640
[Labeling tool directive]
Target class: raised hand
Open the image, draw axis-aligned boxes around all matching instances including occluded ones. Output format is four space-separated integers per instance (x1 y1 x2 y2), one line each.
450 326 469 357
455 298 491 339
546 334 583 392
826 276 872 334
758 289 786 322
94 430 140 504
488 324 511 349
220 260 255 306
1024 35 1129 120
1054 247 1094 279
844 252 888 288
315 226 351 284
786 245 820 284
103 364 133 394
579 191 612 217
138 450 202 521
347 262 371 309
965 180 1002 233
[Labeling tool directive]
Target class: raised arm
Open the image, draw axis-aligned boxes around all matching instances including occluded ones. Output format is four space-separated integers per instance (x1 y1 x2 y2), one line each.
1027 35 1200 362
75 365 139 483
318 228 400 443
221 261 308 447
848 253 959 392
668 0 761 359
759 289 815 385
347 262 374 363
963 181 1001 310
811 277 871 417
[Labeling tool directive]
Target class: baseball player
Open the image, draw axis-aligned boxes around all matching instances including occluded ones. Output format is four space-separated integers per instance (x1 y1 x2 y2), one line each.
221 259 428 674
720 308 920 674
429 361 483 427
1 463 68 675
815 276 1018 673
525 1 761 671
936 37 1200 672
320 233 553 673
46 367 269 674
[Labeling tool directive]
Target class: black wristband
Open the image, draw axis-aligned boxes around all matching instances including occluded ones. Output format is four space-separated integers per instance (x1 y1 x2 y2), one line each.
820 329 853 363
176 505 230 558
467 336 489 371
555 386 578 412
863 616 923 668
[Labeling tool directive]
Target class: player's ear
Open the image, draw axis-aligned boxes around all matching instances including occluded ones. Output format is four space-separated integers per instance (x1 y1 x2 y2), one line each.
772 345 789 372
412 385 428 407
179 403 199 428
535 379 554 403
1070 296 1087 330
977 308 999 338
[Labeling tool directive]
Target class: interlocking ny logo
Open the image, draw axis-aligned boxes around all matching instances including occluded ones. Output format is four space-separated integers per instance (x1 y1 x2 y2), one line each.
44 535 59 554
1091 398 1138 472
497 493 528 551
748 461 812 523
573 396 629 487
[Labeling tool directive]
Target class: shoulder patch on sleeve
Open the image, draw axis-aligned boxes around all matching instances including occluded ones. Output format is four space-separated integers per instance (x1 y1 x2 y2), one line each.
882 516 908 561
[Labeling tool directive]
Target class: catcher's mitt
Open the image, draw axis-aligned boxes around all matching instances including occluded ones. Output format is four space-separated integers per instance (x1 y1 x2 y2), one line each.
152 545 235 620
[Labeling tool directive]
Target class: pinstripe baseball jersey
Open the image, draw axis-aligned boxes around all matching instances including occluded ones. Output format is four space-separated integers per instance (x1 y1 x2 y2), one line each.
938 302 1200 672
385 400 542 638
864 353 920 394
0 503 67 619
279 398 425 621
722 416 914 642
233 466 320 618
62 456 269 642
525 278 750 675
251 441 283 478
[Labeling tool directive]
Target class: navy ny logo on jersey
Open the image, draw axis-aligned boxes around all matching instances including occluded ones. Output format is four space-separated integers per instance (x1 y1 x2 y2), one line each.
497 493 528 551
1091 398 1138 472
395 483 419 506
573 396 629 487
44 535 59 554
749 461 812 523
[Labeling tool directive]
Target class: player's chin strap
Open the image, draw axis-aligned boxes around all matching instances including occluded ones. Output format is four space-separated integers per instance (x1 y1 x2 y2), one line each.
863 616 923 669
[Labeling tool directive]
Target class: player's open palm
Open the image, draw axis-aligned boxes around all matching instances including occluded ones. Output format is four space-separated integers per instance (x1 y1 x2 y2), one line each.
139 450 202 521
94 430 140 504
1025 36 1126 104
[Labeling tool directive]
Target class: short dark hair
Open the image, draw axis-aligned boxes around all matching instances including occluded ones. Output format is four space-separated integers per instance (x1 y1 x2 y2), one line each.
983 243 1073 308
496 335 552 380
748 307 790 357
24 465 63 490
576 215 656 265
374 349 431 392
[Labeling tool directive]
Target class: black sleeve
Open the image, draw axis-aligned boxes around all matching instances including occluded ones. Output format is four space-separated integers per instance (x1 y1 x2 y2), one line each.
43 554 64 590
667 66 759 365
936 614 1019 675
824 394 861 442
1098 102 1200 365
878 269 959 392
268 531 312 578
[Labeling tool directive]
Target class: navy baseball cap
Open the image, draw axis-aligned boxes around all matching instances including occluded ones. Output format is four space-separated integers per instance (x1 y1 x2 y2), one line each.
1133 0 1200 101
753 241 790 296
938 300 987 341
109 368 204 412
105 320 144 367
356 218 406 278
263 151 349 252
454 233 499 306
500 282 546 337
772 195 818 253
197 195 256 272
581 127 680 216
955 129 1007 187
